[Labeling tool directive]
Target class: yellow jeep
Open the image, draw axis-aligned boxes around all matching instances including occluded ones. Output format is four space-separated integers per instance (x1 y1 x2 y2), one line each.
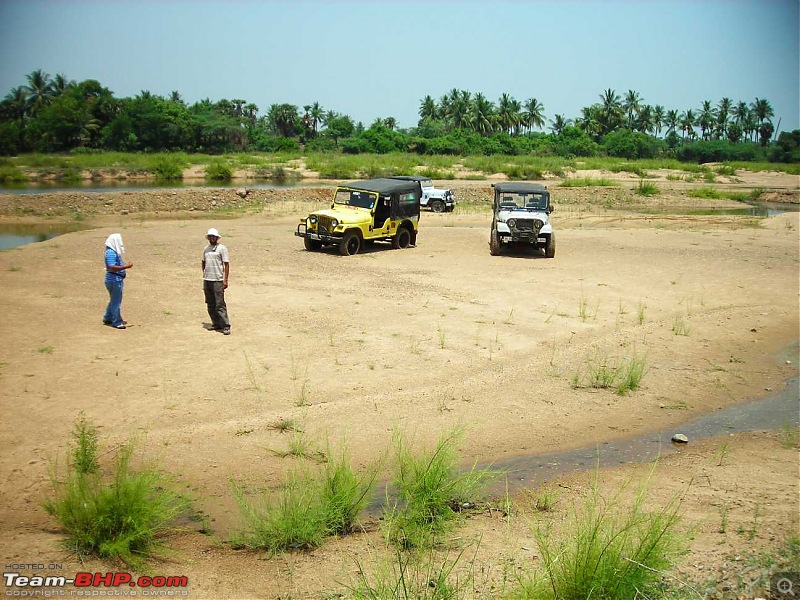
295 178 422 256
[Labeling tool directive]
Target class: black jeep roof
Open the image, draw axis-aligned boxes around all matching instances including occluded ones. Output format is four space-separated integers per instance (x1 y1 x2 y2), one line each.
341 178 421 195
492 182 549 194
389 175 432 182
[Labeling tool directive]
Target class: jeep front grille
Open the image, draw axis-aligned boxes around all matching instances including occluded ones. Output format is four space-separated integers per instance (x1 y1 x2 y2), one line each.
511 219 543 232
317 215 335 233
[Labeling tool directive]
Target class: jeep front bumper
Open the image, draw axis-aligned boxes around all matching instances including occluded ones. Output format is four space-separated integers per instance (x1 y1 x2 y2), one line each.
295 223 341 244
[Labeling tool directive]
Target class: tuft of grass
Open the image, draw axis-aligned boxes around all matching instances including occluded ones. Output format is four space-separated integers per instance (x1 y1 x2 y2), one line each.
347 544 475 600
509 468 685 599
672 314 690 336
384 428 498 549
38 345 54 355
231 446 377 553
635 179 659 196
573 347 648 395
43 415 189 567
616 353 648 396
267 418 301 433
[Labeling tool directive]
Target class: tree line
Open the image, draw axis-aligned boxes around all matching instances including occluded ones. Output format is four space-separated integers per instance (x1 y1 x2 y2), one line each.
1 69 797 163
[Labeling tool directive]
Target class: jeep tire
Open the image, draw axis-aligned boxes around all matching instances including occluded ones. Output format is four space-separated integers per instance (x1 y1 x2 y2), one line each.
304 237 322 251
430 200 445 213
544 233 556 258
339 230 361 256
489 228 501 256
392 227 412 249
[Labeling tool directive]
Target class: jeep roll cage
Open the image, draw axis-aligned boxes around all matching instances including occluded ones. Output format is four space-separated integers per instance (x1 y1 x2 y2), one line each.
337 178 422 220
492 182 552 213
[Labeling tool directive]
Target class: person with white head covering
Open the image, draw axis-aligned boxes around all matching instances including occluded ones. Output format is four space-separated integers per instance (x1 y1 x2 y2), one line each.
201 228 231 334
103 233 133 329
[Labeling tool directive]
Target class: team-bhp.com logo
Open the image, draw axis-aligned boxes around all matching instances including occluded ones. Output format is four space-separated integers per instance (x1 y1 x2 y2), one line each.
4 570 189 596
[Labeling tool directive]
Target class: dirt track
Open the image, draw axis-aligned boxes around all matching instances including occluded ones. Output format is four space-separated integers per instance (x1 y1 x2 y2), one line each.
0 174 798 598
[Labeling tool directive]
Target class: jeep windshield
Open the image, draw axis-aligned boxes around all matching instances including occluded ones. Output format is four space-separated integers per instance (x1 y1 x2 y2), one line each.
497 192 549 211
335 189 377 209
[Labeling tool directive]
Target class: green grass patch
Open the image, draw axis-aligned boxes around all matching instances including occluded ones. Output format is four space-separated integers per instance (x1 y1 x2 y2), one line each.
559 177 619 188
572 346 648 395
0 165 28 183
43 414 189 566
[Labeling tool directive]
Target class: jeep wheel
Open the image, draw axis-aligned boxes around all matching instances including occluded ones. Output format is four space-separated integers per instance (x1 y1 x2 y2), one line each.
392 227 412 249
430 200 445 213
544 233 556 258
489 228 501 256
304 237 322 251
339 231 361 256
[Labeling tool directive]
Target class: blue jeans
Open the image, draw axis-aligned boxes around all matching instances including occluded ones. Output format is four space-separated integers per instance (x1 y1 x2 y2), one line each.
103 279 124 326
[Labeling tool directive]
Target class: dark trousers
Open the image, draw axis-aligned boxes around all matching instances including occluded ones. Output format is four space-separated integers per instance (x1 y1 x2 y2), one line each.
203 280 230 329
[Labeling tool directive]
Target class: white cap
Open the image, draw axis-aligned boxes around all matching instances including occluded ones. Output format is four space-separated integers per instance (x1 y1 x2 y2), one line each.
207 228 221 238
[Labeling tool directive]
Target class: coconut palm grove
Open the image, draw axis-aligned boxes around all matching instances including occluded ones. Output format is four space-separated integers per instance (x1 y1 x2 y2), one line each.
1 69 798 164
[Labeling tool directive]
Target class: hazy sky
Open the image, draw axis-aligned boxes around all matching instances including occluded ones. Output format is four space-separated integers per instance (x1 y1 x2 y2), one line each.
1 0 798 133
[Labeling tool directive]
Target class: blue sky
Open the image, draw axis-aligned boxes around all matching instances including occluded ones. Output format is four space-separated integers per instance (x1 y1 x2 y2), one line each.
1 0 798 133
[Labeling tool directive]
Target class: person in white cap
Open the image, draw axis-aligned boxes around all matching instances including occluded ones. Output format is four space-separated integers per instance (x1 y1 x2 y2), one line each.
201 228 231 334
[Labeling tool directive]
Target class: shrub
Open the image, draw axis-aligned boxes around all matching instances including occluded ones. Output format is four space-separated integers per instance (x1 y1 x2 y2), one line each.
151 154 186 180
204 160 233 181
43 416 188 566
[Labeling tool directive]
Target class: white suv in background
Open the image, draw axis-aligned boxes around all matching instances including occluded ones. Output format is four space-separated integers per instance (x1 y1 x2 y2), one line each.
390 175 455 212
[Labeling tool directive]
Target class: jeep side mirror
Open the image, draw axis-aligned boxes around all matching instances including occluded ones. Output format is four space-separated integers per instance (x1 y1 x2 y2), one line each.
547 207 554 214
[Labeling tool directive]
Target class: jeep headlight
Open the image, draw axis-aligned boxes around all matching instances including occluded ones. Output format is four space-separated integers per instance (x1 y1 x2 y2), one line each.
534 219 543 229
507 218 516 228
309 215 318 225
330 218 339 229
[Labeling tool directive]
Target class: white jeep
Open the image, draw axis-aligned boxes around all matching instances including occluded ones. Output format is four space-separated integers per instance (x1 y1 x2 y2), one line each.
390 175 455 212
489 182 555 258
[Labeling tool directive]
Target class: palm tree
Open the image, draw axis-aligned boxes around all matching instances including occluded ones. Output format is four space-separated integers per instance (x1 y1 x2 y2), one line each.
599 88 623 134
23 69 54 115
267 103 299 137
451 90 471 130
309 102 324 134
2 87 29 120
384 116 397 130
698 101 714 140
169 91 185 105
496 93 520 134
470 93 494 135
664 109 680 136
578 105 601 139
680 110 696 140
652 105 665 137
419 95 437 122
715 97 732 140
751 97 774 127
623 89 642 129
523 97 545 133
549 114 570 135
636 105 654 134
51 73 74 97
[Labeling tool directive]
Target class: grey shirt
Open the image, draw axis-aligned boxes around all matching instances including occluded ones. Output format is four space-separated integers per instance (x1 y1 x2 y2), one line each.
202 243 229 281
